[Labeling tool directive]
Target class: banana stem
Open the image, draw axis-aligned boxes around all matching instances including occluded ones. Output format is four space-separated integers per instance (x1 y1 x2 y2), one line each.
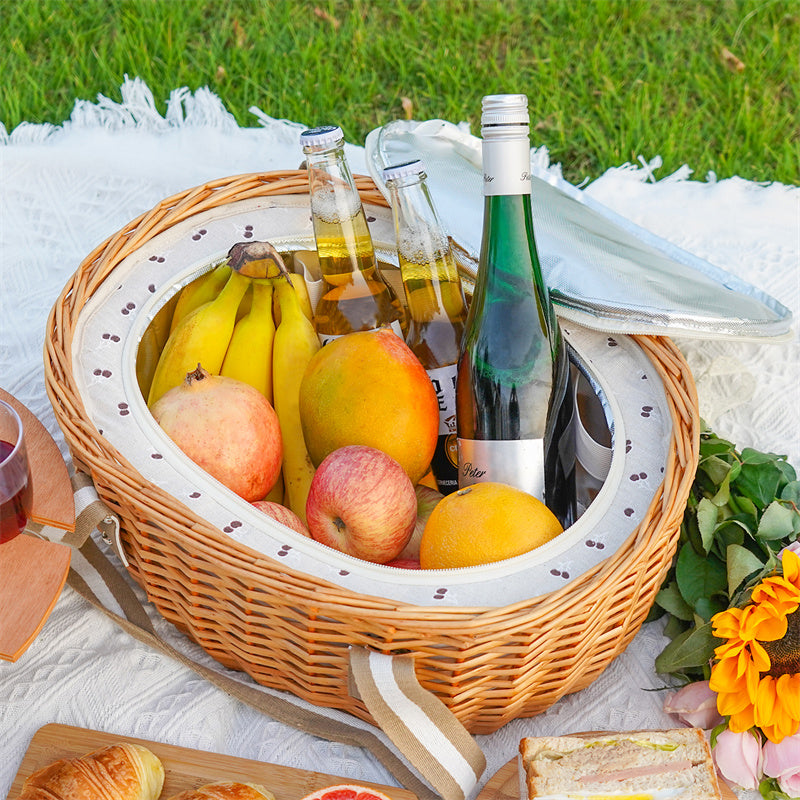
227 240 290 280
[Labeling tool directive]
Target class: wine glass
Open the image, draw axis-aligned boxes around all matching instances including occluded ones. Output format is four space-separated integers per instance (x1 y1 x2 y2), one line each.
0 399 32 544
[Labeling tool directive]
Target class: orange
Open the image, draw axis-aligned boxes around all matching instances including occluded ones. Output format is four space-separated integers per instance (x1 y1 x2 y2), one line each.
419 482 563 569
299 328 439 485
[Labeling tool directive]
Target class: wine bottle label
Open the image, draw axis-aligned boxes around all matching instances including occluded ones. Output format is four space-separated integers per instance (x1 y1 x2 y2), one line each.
457 437 545 499
482 138 532 197
318 319 403 347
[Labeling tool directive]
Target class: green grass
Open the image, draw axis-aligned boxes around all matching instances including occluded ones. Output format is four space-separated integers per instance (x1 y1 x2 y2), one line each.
1 0 797 185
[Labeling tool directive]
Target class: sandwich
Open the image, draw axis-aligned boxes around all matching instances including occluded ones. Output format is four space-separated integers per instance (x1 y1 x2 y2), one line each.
519 728 721 799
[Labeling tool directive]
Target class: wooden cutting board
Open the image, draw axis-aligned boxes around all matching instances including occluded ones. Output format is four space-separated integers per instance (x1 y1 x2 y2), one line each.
476 755 737 800
0 389 73 662
9 724 419 800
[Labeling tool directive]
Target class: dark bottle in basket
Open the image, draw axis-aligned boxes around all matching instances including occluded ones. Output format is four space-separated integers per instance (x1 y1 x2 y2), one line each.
300 125 405 345
383 159 468 495
455 94 576 528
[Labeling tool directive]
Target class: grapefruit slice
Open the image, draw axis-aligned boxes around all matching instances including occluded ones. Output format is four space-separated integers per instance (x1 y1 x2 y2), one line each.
299 785 397 800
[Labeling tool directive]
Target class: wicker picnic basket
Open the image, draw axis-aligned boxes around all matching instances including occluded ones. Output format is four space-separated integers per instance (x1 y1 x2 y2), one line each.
44 170 700 735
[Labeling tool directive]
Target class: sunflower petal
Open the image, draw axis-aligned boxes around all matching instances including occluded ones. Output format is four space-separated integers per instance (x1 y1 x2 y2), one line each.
782 549 800 585
717 689 753 716
751 609 789 642
710 656 747 692
754 675 778 728
749 639 773 673
777 673 800 722
712 607 745 639
729 705 756 733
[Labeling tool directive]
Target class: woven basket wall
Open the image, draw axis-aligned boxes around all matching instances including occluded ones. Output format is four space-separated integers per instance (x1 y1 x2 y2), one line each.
44 170 700 735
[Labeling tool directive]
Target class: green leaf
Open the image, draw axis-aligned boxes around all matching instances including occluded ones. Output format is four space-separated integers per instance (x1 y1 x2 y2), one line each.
696 497 719 554
663 614 690 641
675 544 727 609
737 459 782 508
701 454 735 486
776 458 797 486
757 500 797 541
654 622 717 674
726 544 767 597
780 480 800 505
655 581 694 621
758 776 791 800
710 472 732 506
713 520 746 555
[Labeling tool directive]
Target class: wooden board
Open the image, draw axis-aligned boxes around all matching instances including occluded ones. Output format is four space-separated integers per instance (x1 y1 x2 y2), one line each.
0 388 74 531
476 756 737 800
9 724 419 800
0 389 73 662
0 534 71 662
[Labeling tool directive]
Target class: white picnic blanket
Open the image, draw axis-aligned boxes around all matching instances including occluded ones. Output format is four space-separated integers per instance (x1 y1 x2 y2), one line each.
2 78 797 800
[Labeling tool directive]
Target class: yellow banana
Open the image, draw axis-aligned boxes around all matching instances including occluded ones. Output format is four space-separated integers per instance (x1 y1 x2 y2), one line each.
264 471 284 503
147 269 251 406
287 272 314 320
169 262 232 333
220 279 276 401
272 277 320 524
136 292 178 398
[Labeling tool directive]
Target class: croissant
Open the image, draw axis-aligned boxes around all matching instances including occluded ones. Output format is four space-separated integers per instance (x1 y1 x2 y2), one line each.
167 783 276 800
17 742 164 800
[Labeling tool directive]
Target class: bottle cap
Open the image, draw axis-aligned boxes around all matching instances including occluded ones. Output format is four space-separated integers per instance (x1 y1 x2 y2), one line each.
481 94 530 129
300 125 344 150
382 159 426 182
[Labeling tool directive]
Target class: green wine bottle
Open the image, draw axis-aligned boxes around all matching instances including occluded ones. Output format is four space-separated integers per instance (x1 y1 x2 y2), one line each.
455 94 576 527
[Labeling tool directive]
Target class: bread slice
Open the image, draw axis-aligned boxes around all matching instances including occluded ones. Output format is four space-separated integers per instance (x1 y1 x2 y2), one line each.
519 729 720 799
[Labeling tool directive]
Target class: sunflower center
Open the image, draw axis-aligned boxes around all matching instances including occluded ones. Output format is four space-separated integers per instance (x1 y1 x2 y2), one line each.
762 607 800 678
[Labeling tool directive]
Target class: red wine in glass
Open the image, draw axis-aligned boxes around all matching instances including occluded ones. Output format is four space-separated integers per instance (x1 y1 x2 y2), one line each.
1 401 32 544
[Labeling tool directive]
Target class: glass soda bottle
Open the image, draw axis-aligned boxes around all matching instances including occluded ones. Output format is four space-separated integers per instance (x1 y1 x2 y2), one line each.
383 159 468 495
455 94 576 528
300 125 405 345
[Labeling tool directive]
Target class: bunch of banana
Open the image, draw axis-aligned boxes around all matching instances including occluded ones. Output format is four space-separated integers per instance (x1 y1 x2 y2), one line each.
272 275 320 524
146 241 288 406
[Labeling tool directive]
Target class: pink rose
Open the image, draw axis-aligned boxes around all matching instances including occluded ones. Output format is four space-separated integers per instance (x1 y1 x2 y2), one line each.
663 681 724 730
763 732 800 796
779 540 800 557
713 728 762 790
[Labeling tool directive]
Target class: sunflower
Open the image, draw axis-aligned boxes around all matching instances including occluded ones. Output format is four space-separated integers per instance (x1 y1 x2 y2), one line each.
709 548 800 743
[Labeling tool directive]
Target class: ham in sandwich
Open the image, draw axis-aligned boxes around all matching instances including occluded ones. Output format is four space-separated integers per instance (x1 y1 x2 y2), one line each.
519 728 721 799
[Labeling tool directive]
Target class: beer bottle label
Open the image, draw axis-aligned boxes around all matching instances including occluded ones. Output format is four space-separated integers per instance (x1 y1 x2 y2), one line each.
426 363 459 494
457 438 545 500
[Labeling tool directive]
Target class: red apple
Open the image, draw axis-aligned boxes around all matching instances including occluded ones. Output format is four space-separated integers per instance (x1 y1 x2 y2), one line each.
397 484 444 562
386 557 422 569
251 500 310 537
305 445 417 563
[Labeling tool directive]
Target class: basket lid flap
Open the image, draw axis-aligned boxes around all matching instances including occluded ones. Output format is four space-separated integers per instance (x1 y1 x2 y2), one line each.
365 119 793 342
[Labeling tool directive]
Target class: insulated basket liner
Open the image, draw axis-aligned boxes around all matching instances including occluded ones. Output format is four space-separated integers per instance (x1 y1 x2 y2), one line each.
72 195 673 607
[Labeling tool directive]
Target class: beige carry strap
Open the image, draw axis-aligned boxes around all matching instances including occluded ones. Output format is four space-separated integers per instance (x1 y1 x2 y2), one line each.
35 473 488 800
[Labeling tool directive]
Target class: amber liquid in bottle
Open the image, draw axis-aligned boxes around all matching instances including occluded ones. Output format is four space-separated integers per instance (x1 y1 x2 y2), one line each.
385 160 468 494
301 126 404 345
